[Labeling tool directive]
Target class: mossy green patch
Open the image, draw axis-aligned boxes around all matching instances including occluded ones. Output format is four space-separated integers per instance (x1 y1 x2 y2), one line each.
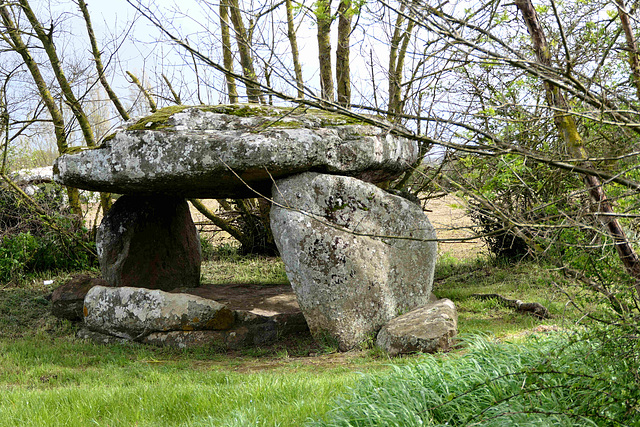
126 105 190 131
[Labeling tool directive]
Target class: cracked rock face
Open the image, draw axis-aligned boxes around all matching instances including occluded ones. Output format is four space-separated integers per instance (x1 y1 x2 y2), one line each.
53 105 418 198
270 172 437 351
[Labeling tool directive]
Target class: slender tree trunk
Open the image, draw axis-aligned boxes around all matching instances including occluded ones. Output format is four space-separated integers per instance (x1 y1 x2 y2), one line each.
162 74 182 105
614 0 640 100
316 0 334 103
336 0 352 107
0 5 82 216
126 71 157 112
388 5 414 121
285 0 304 99
515 0 640 298
220 0 239 103
227 0 264 103
78 0 130 122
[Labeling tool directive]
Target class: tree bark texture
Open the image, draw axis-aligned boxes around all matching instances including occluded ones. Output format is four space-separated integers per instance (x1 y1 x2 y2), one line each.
227 0 264 103
336 0 352 107
220 0 239 103
316 0 334 103
285 0 305 99
388 5 414 121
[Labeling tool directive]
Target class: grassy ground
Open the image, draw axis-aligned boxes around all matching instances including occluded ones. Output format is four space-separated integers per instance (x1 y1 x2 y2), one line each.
0 251 582 426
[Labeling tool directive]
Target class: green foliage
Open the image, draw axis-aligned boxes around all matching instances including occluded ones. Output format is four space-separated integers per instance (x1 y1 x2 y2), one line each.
0 184 96 284
312 331 640 426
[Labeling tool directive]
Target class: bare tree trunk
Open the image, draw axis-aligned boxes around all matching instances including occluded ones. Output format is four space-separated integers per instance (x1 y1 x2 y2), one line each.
162 74 182 105
316 0 334 103
388 5 414 121
615 0 640 100
516 0 640 298
227 0 264 103
0 5 82 216
220 0 239 103
126 71 157 112
336 0 352 107
285 0 304 99
78 0 130 122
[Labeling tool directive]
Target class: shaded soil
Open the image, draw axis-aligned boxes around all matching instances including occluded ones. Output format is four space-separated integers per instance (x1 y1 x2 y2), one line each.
177 282 301 315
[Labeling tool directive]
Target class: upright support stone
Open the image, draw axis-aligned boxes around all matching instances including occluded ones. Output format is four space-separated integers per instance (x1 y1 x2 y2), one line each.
271 172 437 351
97 195 201 291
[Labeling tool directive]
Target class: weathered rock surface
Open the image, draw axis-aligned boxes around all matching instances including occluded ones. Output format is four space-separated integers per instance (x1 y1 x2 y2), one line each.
376 299 458 356
51 274 109 321
53 105 418 198
96 195 201 290
270 172 437 351
83 286 234 340
80 283 309 349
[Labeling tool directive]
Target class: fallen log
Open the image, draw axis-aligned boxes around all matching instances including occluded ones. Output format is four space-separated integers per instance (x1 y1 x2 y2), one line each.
471 293 549 319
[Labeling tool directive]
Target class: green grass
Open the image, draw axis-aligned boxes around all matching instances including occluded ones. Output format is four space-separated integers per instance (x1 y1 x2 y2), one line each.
311 331 640 426
0 252 600 426
434 253 580 337
0 335 360 426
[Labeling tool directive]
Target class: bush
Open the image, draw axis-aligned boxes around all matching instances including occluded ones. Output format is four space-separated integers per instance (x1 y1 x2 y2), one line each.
0 184 96 284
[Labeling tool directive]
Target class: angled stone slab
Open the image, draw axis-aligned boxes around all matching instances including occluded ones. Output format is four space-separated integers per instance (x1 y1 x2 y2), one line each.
376 299 458 356
270 172 437 351
53 105 418 198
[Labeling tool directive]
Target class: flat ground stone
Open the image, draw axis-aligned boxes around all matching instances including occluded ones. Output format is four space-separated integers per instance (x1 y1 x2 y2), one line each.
51 274 109 321
271 172 437 351
376 299 458 356
96 195 201 290
53 105 418 198
83 286 234 341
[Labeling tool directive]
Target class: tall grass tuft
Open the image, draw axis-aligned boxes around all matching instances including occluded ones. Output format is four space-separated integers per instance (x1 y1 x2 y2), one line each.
311 330 640 426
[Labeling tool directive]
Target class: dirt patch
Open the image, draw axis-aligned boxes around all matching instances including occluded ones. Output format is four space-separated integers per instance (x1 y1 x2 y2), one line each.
424 195 486 260
176 282 300 315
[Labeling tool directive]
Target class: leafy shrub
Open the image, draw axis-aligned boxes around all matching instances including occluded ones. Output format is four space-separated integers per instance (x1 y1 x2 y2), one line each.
0 184 96 284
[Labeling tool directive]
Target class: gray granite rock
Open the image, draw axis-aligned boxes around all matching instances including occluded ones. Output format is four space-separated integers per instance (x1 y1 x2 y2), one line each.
96 195 201 291
270 172 437 351
54 105 417 198
376 299 458 356
83 286 234 340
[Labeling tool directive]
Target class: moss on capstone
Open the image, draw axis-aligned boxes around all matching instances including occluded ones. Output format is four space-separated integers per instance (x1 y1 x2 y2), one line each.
120 104 375 135
126 105 190 131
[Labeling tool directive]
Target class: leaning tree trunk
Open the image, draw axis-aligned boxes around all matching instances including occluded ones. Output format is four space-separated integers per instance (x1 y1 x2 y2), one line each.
0 5 82 216
515 0 640 299
285 0 304 99
227 0 264 104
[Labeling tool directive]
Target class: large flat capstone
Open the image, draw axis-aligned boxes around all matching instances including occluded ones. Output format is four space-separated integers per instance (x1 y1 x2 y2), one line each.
270 172 438 351
53 105 418 198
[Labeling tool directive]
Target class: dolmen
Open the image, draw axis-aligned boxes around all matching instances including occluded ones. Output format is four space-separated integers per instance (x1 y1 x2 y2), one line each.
54 104 453 353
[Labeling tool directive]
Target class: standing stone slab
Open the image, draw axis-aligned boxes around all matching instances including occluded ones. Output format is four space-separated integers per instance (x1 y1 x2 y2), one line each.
271 172 437 351
376 299 458 356
83 286 234 340
96 195 201 291
53 105 418 198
